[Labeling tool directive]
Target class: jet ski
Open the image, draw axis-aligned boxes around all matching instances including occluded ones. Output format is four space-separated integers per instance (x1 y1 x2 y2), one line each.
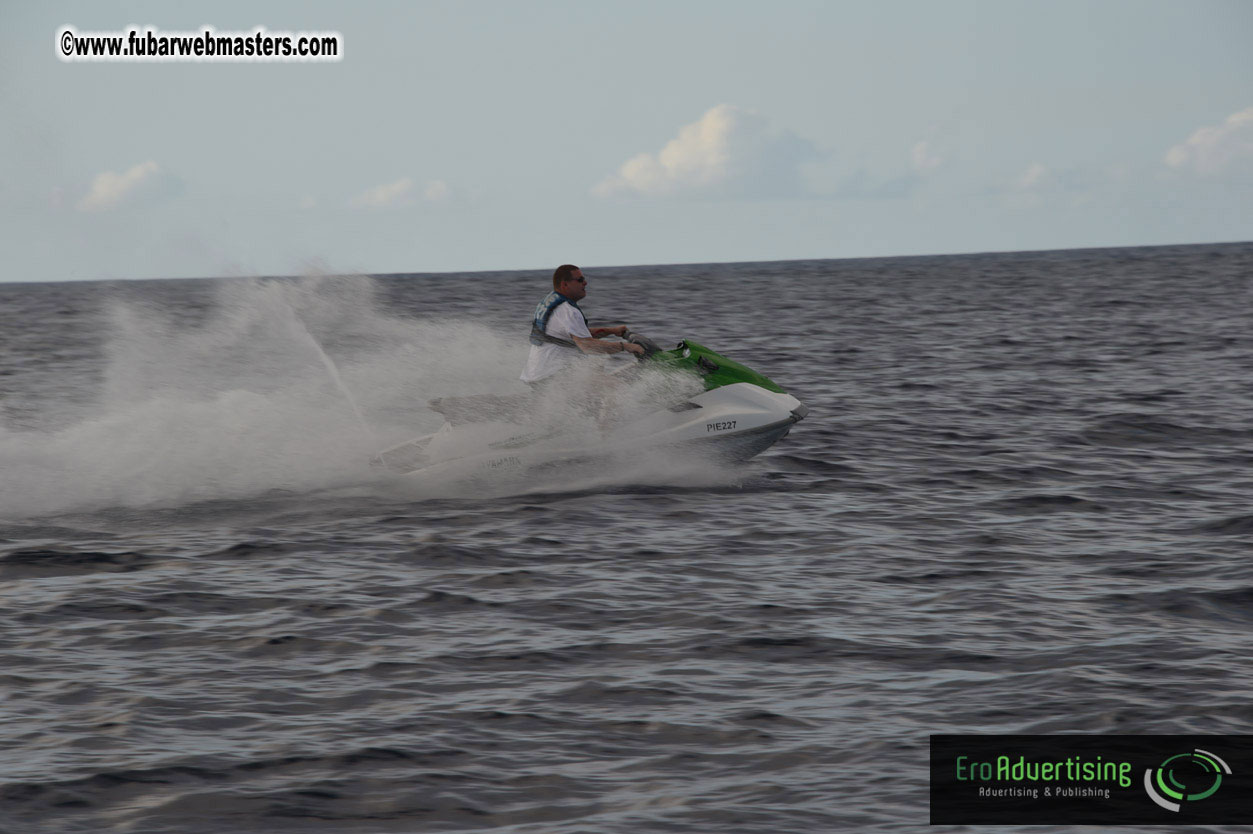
372 333 807 478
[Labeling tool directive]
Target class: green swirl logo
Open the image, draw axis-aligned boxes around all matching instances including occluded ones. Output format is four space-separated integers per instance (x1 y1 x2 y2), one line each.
1144 749 1231 812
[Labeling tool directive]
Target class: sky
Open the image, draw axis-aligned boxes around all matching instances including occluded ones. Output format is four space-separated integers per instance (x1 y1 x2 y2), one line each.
2 0 1251 282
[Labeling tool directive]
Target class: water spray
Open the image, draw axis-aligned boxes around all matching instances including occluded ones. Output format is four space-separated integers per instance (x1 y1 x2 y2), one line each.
278 299 373 436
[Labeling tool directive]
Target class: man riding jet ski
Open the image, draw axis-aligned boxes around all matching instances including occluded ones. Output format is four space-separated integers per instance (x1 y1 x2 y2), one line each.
521 263 644 385
371 264 806 477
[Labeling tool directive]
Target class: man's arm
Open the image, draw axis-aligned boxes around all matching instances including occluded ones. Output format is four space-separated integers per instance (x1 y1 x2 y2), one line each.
556 308 643 355
571 334 644 355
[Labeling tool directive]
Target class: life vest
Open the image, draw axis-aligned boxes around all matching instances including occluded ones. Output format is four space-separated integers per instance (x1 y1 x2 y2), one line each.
529 291 588 348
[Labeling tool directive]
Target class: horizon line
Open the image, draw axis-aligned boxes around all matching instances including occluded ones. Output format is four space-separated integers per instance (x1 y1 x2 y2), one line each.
3 238 1249 287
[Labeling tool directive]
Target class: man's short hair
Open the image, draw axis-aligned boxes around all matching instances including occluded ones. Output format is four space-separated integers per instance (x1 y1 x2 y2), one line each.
553 264 580 290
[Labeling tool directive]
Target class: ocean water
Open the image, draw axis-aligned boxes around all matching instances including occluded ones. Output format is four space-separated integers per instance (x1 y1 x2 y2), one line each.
2 242 1252 833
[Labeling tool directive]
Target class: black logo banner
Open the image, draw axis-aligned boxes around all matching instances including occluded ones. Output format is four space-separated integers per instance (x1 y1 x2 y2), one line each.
930 735 1253 824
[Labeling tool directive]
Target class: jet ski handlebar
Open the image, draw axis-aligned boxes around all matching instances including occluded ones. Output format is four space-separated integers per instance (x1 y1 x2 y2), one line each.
622 329 663 358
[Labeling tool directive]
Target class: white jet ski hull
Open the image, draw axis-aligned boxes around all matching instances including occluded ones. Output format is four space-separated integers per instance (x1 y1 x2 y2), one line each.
374 382 806 479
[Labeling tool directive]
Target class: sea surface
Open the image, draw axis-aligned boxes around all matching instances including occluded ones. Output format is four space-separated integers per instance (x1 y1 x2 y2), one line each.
2 242 1253 833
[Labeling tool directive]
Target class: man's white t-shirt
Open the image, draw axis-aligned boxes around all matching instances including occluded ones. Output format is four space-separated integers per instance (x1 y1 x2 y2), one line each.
520 301 592 383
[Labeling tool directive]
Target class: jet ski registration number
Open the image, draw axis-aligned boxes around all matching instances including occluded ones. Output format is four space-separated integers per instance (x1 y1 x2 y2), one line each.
706 420 737 432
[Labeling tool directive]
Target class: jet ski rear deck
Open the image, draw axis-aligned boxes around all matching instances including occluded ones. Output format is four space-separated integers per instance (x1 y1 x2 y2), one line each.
373 335 807 477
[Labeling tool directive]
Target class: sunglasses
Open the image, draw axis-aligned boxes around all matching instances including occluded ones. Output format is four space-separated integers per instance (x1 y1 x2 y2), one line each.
568 277 586 284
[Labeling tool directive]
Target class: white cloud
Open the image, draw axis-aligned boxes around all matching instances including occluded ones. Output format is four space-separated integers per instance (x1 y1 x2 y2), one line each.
1010 162 1106 196
424 180 451 201
349 177 416 209
1165 107 1253 175
1007 162 1095 204
827 139 939 200
76 161 162 212
911 140 942 173
349 177 451 208
1016 162 1050 190
593 104 819 198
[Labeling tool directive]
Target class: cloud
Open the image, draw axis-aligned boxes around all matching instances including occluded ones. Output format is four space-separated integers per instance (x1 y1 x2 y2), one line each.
830 139 942 200
349 178 452 209
1016 162 1050 190
349 177 415 209
76 161 166 211
1010 162 1096 194
1001 161 1108 208
911 140 942 173
593 104 820 198
424 180 451 201
1003 162 1055 207
1165 107 1253 175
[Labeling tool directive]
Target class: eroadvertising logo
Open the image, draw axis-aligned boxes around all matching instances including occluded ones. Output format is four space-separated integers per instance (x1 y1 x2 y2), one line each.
1143 748 1231 811
930 735 1253 825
